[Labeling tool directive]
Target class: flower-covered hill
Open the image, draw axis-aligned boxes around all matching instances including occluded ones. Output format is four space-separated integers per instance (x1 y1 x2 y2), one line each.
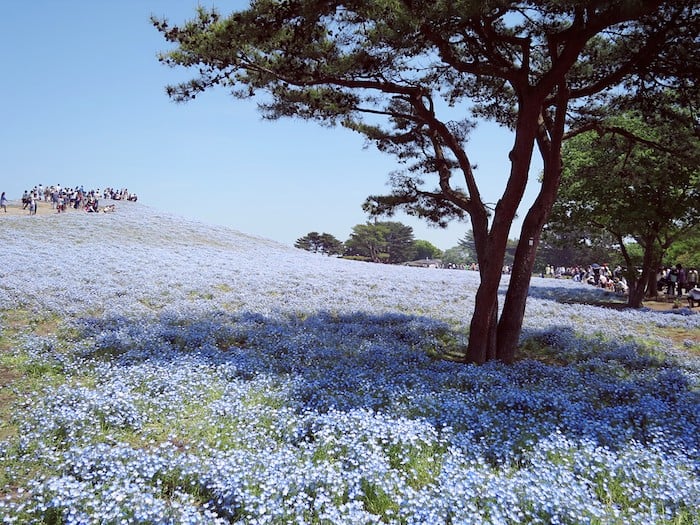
1 202 698 524
2 201 698 337
0 201 485 321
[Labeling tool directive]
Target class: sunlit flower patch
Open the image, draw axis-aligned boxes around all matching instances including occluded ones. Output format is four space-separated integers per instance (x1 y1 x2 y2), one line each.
0 203 698 524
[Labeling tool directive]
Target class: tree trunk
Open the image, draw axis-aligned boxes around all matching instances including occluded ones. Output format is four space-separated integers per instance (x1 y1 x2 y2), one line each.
466 246 505 364
627 240 659 308
466 293 500 364
498 172 561 362
645 253 663 298
464 72 574 363
627 278 647 308
465 112 539 363
496 93 566 362
646 270 659 298
497 224 540 363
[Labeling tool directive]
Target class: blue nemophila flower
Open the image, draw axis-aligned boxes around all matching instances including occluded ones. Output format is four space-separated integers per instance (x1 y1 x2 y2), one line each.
1 203 698 524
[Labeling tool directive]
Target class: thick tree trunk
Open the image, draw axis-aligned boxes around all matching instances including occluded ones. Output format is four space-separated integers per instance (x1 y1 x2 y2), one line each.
498 179 560 362
646 270 659 298
628 261 656 308
495 91 567 361
627 241 659 308
467 278 500 363
617 235 655 308
465 82 570 363
466 245 506 364
627 278 647 308
466 295 498 364
497 230 539 363
464 206 496 363
645 254 663 298
465 115 539 363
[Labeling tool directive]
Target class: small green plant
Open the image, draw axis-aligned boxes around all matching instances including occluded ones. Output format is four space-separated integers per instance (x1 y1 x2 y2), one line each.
359 478 399 520
422 327 468 362
518 337 569 366
385 442 445 489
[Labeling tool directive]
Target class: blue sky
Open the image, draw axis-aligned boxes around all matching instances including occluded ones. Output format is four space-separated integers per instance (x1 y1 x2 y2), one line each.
1 1 540 250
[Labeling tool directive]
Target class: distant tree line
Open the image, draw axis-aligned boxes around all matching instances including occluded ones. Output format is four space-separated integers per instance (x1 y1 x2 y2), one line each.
296 221 526 269
295 221 442 264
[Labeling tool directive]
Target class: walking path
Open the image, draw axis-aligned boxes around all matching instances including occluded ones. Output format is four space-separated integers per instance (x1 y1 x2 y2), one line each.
0 201 80 216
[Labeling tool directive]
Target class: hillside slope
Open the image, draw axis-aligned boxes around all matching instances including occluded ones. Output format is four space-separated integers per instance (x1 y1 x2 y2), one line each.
1 203 699 524
1 201 698 335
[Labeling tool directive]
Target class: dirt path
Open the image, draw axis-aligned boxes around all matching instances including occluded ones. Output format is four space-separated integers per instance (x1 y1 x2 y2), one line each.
1 200 88 217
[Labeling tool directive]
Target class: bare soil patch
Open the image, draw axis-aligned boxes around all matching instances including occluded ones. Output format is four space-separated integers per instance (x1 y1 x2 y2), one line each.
0 201 80 217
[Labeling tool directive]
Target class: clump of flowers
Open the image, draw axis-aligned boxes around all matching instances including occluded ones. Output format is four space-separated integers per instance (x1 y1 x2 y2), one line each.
1 203 698 524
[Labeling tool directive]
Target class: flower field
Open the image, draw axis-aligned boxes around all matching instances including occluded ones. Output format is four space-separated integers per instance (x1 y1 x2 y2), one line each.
1 202 698 524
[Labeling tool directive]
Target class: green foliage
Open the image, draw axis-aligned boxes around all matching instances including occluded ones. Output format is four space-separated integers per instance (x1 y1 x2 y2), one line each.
344 221 415 263
441 245 472 267
538 227 620 269
412 239 442 260
554 109 700 245
457 230 477 263
359 478 399 519
548 106 700 300
453 230 517 267
385 441 445 489
664 225 700 269
295 231 344 256
622 242 644 268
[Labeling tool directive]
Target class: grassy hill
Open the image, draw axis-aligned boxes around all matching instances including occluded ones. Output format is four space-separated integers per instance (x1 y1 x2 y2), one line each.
1 203 698 524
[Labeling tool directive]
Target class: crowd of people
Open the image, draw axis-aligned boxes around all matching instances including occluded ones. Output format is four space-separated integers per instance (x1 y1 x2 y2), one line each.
544 264 631 294
543 262 700 302
658 264 699 296
11 185 138 214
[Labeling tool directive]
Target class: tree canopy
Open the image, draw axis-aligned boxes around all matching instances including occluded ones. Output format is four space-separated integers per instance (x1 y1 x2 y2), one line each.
413 239 442 261
344 221 415 263
549 106 700 306
441 245 472 268
538 227 619 272
296 224 442 262
665 226 700 270
295 231 345 256
154 0 698 363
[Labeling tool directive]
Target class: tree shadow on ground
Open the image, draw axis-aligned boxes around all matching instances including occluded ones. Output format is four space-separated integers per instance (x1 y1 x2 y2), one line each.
526 282 628 305
70 310 699 455
525 283 700 316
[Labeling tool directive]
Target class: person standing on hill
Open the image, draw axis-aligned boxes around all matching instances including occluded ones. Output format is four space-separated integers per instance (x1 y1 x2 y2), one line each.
676 264 687 296
688 267 699 290
1 192 7 212
667 266 678 295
